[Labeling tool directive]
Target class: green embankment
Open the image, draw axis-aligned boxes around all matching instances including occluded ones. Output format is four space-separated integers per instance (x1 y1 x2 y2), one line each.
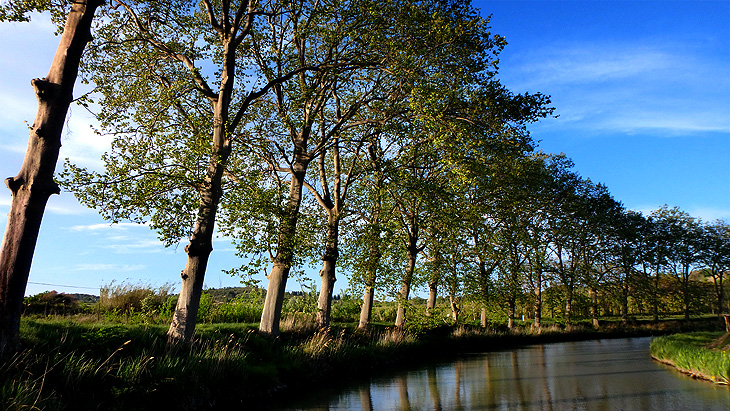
650 331 730 385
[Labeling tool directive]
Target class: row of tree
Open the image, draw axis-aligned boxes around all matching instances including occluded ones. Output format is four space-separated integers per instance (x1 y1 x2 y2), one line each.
0 1 726 362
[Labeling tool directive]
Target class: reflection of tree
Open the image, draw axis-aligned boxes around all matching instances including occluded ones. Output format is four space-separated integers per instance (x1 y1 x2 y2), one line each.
538 345 554 411
427 367 442 410
454 360 464 409
397 374 410 411
511 351 529 407
359 385 373 411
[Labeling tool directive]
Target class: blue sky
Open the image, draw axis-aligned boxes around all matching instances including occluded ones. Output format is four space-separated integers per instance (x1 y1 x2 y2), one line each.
0 0 728 297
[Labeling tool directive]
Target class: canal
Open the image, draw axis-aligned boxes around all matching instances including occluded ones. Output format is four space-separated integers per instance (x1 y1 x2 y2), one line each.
278 337 730 410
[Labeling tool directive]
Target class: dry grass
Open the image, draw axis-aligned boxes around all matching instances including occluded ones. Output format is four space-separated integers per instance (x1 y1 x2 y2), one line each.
280 313 317 333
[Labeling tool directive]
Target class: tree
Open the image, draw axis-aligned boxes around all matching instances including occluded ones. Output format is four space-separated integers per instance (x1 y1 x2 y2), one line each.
0 0 103 358
652 205 703 320
699 220 730 315
60 0 302 343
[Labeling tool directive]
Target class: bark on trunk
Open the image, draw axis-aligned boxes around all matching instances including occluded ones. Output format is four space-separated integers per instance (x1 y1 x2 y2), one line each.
480 307 488 328
167 33 238 343
426 282 437 317
507 298 516 329
449 294 459 324
358 239 380 330
395 226 418 328
0 0 101 359
359 283 375 330
260 161 307 335
357 195 382 330
394 254 415 328
316 215 339 328
166 187 220 342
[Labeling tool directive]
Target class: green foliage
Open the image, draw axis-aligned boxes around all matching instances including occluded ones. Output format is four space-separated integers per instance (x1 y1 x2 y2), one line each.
330 295 362 323
23 291 83 316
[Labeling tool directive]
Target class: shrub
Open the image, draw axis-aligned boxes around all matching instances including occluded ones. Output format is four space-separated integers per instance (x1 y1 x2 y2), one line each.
23 291 81 316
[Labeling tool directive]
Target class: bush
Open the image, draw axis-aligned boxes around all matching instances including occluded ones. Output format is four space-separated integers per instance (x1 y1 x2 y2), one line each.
23 291 82 316
331 295 361 323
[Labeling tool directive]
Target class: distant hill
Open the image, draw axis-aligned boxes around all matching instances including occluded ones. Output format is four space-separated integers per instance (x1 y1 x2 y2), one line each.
204 286 264 302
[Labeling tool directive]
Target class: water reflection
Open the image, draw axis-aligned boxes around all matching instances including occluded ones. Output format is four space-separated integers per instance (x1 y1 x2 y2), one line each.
281 338 730 410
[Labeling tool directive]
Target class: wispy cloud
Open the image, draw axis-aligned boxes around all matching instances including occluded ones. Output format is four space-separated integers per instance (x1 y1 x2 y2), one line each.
502 40 730 135
74 263 146 272
67 222 145 232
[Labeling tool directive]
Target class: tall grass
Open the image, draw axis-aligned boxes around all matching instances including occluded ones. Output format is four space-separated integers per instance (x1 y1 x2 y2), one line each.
650 332 730 384
1 320 252 410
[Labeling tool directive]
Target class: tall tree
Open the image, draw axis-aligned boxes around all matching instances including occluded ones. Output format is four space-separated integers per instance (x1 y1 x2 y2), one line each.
60 0 299 343
652 205 703 320
700 220 730 315
0 0 103 358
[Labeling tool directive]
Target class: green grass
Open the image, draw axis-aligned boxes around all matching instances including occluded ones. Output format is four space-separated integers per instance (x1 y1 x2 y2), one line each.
2 316 725 410
650 331 730 384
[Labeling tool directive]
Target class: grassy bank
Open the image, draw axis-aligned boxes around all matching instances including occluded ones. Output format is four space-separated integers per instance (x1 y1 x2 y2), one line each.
1 317 725 410
650 331 730 385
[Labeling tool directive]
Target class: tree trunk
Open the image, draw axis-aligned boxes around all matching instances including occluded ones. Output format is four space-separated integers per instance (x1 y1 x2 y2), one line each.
395 240 417 328
426 281 437 317
533 266 542 329
260 161 307 335
167 33 238 343
357 196 382 330
589 287 599 329
316 214 339 328
359 283 375 330
682 266 691 321
167 181 221 342
480 307 487 328
358 239 380 330
507 297 516 329
533 284 542 329
565 286 573 327
426 247 440 317
449 293 459 324
652 267 660 322
0 0 101 359
621 282 629 324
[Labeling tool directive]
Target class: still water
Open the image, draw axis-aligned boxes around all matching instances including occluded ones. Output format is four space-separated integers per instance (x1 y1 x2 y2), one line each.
280 337 730 410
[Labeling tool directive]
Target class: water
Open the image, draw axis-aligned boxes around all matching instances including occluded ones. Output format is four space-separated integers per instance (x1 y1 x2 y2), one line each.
279 337 730 410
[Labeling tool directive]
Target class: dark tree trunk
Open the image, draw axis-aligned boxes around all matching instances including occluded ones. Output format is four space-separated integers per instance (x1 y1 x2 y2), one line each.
589 287 599 329
0 0 102 359
507 297 516 329
533 283 542 329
